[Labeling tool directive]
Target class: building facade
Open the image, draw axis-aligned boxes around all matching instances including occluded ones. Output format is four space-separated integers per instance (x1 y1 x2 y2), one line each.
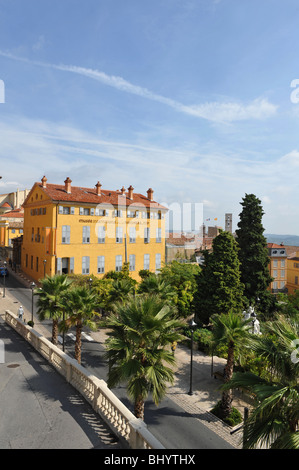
286 251 299 295
267 243 288 293
0 209 24 261
21 177 167 282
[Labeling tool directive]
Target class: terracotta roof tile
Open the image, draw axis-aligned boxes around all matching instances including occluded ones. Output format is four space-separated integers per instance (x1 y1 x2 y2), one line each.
0 209 24 218
27 182 167 210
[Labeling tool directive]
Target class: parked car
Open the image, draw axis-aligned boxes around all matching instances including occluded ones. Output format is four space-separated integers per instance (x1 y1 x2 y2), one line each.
0 266 8 277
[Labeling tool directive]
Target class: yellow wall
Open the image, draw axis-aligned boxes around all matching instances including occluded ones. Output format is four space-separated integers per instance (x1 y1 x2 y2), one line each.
0 222 23 247
287 253 299 294
268 257 287 291
22 186 166 283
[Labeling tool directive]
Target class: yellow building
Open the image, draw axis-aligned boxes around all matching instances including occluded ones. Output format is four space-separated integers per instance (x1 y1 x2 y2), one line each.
267 243 288 293
0 209 24 261
287 251 299 294
21 176 167 282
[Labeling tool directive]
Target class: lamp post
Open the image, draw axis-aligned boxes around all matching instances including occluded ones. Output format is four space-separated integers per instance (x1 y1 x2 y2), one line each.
31 282 36 324
3 261 6 298
188 319 197 396
43 259 47 278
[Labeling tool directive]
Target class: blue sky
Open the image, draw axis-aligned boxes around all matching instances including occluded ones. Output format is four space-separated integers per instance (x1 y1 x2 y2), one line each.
0 0 299 234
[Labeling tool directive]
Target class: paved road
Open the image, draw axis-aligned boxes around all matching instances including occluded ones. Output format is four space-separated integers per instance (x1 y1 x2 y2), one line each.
0 316 122 449
1 271 238 449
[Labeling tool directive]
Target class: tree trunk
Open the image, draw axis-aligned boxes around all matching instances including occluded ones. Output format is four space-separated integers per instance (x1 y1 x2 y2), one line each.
134 397 145 420
52 319 59 346
219 342 235 419
75 321 82 364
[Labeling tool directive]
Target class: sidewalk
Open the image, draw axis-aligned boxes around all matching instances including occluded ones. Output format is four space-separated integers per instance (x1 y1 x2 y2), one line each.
2 267 250 449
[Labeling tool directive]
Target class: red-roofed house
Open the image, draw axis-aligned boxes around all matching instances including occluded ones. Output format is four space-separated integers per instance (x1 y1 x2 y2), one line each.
21 176 168 282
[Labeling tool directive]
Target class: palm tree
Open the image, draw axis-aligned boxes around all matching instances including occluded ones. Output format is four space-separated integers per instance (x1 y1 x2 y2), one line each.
222 313 299 448
35 274 73 345
210 311 253 421
137 274 175 303
62 285 99 363
105 278 136 312
105 294 185 419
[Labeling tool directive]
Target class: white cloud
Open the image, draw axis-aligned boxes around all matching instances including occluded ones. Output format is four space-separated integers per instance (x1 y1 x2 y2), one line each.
278 149 299 166
0 50 277 124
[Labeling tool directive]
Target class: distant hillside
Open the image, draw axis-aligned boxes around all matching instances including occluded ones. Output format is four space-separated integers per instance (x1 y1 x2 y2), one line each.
265 234 299 246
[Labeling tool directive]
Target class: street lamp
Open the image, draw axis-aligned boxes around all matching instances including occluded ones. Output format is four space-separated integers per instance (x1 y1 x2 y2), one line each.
3 261 6 298
43 259 47 277
31 282 36 324
188 318 197 396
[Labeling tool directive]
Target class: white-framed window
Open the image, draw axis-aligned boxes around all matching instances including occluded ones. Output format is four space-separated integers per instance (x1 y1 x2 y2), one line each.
273 260 278 268
70 257 74 274
273 270 278 278
97 225 106 243
281 260 285 268
62 225 70 244
144 227 150 243
82 226 90 243
281 270 285 279
155 253 161 271
115 255 122 272
82 256 90 274
97 256 105 274
156 228 162 243
116 226 123 243
79 207 90 215
129 226 136 243
129 254 135 271
114 209 122 217
273 281 278 290
144 254 150 270
95 208 107 216
60 206 73 215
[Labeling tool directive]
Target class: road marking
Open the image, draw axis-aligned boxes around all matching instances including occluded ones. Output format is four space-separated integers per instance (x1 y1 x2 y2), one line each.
82 332 93 342
58 332 94 343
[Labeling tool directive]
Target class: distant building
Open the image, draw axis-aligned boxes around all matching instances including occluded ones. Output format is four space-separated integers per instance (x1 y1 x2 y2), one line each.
0 208 24 261
166 233 196 263
267 243 288 293
225 213 232 233
200 224 222 251
286 250 299 294
0 188 30 213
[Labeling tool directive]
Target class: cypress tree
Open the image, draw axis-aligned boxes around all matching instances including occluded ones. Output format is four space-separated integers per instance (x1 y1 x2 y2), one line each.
235 193 274 317
194 230 244 325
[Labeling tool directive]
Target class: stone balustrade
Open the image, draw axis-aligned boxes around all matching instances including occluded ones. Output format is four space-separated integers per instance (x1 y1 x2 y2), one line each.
5 310 164 450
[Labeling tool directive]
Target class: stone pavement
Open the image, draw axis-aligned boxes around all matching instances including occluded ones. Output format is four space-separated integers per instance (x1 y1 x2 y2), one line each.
1 267 252 449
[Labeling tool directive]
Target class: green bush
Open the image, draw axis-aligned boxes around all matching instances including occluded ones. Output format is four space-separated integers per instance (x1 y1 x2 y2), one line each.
184 327 214 354
210 400 242 427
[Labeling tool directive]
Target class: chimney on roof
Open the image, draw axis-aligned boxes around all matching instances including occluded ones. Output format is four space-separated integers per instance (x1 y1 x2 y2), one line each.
121 186 126 196
128 185 134 200
95 181 102 196
147 188 154 201
41 176 47 188
64 177 72 194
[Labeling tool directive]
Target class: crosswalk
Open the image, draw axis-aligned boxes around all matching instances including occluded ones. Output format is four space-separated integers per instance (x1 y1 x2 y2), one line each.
58 331 94 344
